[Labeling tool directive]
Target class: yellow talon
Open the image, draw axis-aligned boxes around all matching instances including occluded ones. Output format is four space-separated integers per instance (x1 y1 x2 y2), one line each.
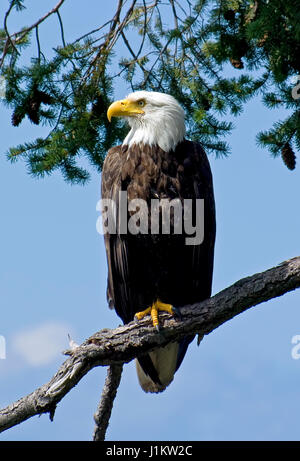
134 306 151 321
135 299 174 329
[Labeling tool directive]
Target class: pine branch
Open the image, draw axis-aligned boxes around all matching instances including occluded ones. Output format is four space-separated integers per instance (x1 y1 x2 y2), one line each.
2 0 300 177
0 256 300 438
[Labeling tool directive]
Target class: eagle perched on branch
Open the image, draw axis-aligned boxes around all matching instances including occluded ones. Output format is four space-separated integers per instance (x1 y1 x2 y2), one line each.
102 91 216 393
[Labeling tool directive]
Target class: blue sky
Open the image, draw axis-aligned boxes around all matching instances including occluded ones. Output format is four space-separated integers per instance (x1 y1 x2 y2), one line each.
1 0 300 441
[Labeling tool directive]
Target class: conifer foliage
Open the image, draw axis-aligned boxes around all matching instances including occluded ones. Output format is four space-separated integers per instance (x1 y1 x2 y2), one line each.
0 0 299 183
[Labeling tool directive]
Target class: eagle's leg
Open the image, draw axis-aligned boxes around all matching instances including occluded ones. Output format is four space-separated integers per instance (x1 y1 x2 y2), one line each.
135 299 178 331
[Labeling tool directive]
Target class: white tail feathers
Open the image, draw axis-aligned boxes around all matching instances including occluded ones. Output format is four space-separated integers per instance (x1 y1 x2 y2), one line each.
135 342 179 393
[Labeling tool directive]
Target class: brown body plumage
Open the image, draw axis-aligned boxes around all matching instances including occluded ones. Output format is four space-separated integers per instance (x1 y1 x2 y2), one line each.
101 139 216 392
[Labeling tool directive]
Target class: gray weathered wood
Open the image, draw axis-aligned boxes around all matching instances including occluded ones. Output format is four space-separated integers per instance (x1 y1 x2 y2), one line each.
93 364 123 441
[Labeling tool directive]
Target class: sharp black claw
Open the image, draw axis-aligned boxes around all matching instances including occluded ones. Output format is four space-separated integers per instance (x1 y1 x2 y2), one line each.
172 306 182 320
155 324 167 338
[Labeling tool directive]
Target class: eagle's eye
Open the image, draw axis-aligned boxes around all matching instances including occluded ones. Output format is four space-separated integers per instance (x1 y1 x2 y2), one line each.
137 99 146 107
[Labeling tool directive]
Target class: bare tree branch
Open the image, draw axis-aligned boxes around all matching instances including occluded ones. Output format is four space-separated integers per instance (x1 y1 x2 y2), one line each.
1 256 300 435
93 364 123 441
0 0 66 68
11 0 66 38
83 0 137 81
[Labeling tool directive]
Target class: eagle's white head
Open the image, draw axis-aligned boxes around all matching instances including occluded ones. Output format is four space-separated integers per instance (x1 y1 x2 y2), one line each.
107 90 186 152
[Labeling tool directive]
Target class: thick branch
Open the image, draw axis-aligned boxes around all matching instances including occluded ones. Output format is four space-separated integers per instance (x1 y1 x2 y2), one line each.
1 256 300 434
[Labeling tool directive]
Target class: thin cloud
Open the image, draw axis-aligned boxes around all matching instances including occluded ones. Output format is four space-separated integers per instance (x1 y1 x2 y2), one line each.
12 322 72 366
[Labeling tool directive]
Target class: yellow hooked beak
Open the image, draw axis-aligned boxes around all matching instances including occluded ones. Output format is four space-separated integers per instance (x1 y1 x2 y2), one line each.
107 98 145 122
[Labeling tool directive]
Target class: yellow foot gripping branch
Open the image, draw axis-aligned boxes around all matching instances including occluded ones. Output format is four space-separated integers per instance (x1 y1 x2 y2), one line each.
134 299 181 331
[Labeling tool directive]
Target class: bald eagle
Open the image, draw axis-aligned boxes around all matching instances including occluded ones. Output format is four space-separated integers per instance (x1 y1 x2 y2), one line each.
102 91 216 393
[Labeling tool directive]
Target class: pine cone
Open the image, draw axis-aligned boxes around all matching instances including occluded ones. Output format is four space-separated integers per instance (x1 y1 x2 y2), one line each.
27 97 40 125
224 10 235 21
202 96 211 111
11 108 25 127
35 90 54 105
230 57 244 69
281 142 296 170
235 39 249 58
91 95 105 117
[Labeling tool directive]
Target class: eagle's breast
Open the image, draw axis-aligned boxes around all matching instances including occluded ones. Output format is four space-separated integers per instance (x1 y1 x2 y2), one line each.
119 142 190 205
